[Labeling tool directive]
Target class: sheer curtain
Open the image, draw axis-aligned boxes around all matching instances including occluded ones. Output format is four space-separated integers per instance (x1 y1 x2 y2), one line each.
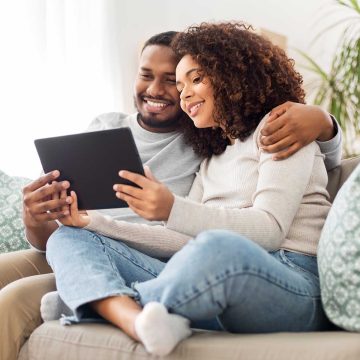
0 0 125 179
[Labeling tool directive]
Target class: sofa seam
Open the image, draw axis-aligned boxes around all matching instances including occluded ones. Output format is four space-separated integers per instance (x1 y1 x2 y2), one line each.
29 333 151 358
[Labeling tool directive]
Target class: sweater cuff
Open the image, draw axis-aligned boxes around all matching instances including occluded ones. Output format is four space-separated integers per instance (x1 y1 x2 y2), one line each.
84 210 105 232
166 195 200 235
315 115 342 152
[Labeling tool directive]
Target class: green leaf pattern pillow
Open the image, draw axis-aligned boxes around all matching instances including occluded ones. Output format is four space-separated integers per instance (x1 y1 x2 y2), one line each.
0 170 31 253
318 163 360 331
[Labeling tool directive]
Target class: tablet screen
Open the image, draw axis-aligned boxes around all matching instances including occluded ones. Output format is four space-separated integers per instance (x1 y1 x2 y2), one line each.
34 127 144 210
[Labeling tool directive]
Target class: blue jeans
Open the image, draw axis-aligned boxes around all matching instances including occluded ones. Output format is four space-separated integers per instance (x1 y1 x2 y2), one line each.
46 226 330 332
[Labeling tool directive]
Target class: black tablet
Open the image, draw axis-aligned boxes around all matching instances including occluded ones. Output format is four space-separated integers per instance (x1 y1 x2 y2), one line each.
34 127 144 210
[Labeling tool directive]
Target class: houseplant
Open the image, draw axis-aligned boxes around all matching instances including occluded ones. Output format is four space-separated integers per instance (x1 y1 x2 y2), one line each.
300 0 360 157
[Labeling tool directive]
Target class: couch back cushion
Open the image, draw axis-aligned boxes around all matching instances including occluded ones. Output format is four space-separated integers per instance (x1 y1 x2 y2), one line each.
0 170 30 253
327 156 360 202
318 158 360 331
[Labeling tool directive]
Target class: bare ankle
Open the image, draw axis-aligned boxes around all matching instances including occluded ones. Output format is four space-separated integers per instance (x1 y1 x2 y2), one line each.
91 295 142 341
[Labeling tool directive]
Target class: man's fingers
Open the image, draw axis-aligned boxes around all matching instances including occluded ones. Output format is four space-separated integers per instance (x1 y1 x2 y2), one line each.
260 126 291 146
267 107 286 123
23 171 60 193
50 186 61 213
33 209 69 222
273 143 302 161
269 101 293 116
261 136 295 154
261 114 288 136
24 180 70 204
32 197 71 215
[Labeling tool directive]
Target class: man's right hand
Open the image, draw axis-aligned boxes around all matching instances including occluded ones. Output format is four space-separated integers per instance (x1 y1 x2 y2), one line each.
22 170 73 250
22 170 73 227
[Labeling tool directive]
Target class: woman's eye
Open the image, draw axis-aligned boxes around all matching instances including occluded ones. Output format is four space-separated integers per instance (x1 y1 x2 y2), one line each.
193 76 201 84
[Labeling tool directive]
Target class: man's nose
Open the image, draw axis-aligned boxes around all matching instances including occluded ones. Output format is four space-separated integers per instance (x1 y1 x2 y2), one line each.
146 80 165 97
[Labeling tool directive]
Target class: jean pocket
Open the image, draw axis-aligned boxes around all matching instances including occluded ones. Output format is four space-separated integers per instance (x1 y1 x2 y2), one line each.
279 250 319 280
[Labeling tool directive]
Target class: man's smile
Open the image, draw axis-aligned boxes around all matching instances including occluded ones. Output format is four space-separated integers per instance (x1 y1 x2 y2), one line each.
142 97 173 113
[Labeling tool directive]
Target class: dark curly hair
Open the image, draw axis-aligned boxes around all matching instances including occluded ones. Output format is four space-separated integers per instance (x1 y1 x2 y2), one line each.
173 22 305 156
142 31 178 52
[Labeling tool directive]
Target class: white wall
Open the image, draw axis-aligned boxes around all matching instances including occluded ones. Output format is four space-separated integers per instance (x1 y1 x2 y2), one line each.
0 0 346 178
111 0 345 113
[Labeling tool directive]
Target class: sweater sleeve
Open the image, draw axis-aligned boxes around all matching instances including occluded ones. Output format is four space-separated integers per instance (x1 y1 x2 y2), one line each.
166 141 319 251
186 170 204 202
316 116 342 171
84 211 191 258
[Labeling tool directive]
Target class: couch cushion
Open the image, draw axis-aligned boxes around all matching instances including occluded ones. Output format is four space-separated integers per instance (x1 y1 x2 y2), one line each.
19 321 360 360
319 161 360 331
0 169 31 253
327 156 360 202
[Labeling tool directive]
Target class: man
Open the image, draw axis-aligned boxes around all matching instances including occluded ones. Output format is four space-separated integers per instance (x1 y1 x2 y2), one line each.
0 31 341 360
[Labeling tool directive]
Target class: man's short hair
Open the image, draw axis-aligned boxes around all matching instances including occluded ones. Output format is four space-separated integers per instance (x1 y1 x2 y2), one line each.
142 31 178 52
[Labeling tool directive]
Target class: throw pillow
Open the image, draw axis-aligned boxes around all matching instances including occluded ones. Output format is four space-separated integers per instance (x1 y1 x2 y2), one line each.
318 163 360 331
0 169 31 253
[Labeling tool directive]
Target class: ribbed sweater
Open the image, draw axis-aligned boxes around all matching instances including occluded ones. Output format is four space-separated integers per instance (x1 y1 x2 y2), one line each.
85 116 332 258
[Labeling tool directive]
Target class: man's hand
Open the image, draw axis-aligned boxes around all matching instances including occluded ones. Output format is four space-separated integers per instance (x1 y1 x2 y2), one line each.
114 166 174 221
260 102 334 160
22 170 73 228
54 190 90 228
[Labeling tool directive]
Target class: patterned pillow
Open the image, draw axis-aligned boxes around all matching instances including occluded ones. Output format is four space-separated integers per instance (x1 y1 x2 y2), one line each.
0 169 31 253
318 163 360 331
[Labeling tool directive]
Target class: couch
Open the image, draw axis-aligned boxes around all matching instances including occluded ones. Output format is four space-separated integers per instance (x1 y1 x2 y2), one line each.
17 156 360 360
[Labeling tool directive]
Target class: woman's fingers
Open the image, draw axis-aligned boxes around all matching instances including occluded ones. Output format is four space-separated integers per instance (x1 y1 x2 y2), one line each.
114 184 143 199
118 170 150 188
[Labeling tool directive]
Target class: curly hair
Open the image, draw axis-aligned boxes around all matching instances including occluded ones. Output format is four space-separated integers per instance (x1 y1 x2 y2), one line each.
172 22 305 156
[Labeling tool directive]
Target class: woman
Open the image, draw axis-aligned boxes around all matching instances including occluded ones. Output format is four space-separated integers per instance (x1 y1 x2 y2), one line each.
46 22 332 356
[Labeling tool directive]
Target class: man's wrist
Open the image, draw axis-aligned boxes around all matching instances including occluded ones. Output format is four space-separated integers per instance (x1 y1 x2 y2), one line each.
317 113 335 142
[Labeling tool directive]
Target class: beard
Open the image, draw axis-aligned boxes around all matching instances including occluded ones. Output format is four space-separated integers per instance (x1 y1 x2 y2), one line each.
137 112 181 129
134 95 182 130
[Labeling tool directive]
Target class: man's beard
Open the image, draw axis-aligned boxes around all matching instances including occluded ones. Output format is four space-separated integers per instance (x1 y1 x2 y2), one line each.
137 113 181 129
134 96 182 130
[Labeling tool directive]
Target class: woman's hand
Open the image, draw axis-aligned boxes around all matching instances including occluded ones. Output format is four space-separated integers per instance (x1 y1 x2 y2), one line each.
52 189 90 228
114 166 174 221
260 102 334 160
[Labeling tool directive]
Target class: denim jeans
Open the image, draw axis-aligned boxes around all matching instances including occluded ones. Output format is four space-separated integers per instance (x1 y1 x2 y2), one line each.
46 226 330 332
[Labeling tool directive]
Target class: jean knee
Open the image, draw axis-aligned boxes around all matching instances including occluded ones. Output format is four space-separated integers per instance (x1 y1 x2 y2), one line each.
47 226 72 253
196 229 250 251
46 226 92 266
192 230 261 266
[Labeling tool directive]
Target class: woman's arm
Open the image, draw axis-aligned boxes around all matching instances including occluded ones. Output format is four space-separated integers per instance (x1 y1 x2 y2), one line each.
166 142 322 251
84 211 191 258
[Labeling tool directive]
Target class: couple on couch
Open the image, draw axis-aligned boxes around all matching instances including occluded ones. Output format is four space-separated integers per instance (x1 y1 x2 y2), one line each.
1 22 343 358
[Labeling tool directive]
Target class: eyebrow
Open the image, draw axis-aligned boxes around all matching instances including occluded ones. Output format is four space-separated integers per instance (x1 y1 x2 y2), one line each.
175 68 199 87
140 67 175 76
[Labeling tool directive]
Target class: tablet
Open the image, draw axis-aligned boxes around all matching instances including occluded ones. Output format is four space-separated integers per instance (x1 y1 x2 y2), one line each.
34 127 144 210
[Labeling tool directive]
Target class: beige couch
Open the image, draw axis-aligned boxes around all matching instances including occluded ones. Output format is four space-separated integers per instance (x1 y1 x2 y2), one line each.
18 156 360 360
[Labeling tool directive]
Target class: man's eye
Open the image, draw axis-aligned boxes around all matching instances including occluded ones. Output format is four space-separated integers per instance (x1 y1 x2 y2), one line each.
166 78 176 84
140 74 152 79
